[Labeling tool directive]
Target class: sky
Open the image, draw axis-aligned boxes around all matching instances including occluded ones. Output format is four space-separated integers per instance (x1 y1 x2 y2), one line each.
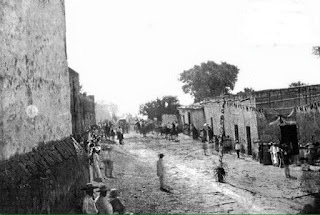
65 0 320 115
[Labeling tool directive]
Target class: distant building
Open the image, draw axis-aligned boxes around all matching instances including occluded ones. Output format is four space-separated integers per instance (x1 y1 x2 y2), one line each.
161 114 178 126
178 103 205 130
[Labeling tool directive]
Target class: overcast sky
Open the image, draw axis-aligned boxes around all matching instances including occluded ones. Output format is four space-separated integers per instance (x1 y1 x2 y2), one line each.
65 0 320 115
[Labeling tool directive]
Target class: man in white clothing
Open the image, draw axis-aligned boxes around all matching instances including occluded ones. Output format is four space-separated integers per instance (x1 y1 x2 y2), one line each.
82 183 99 214
96 185 113 214
157 153 166 191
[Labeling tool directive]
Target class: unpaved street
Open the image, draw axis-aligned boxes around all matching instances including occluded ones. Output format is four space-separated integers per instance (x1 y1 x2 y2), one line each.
99 132 316 213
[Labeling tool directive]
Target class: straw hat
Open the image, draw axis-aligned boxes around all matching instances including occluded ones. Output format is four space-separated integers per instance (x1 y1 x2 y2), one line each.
81 183 99 190
98 185 110 192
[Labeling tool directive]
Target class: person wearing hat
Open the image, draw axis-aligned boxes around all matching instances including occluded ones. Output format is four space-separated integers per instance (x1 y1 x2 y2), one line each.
82 183 99 214
235 140 241 158
157 153 167 191
109 189 126 214
96 185 113 214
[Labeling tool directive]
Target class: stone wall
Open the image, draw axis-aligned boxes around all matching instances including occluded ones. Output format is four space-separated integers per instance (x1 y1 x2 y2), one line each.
0 0 71 160
69 68 81 140
79 93 96 134
0 137 89 213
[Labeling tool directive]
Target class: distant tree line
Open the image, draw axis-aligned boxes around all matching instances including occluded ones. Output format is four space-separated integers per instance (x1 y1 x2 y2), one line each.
139 96 180 121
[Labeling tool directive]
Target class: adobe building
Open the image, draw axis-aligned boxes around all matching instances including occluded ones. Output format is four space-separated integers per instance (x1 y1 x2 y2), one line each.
178 103 206 130
179 84 320 159
202 96 261 157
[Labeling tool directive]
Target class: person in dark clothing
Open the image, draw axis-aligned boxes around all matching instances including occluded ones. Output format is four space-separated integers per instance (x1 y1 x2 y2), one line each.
208 126 213 143
280 142 296 179
109 189 125 214
192 124 198 140
104 123 110 140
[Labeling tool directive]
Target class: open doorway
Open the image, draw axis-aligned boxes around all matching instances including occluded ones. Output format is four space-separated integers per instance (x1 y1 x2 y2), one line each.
246 126 252 155
280 124 299 155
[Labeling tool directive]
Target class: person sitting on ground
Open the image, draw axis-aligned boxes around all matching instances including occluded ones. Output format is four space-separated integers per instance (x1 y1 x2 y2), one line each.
82 183 99 214
109 189 126 214
96 185 113 214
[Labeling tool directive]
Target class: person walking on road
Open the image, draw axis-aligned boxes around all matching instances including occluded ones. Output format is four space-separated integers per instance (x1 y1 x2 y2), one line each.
201 128 209 156
96 185 113 214
102 146 115 178
82 183 99 214
117 126 124 145
235 140 241 158
280 142 296 179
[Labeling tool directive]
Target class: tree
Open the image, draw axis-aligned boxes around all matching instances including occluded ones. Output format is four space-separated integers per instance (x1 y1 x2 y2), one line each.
237 87 255 97
179 61 239 102
313 46 320 57
139 96 180 121
95 101 112 123
289 81 307 88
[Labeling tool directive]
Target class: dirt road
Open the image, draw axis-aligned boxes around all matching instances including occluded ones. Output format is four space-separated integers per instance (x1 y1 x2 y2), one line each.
99 132 317 213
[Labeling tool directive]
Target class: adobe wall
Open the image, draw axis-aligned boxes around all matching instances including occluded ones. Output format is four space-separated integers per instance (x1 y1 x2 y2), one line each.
255 85 320 115
0 137 89 213
204 101 260 157
0 0 71 160
255 85 320 144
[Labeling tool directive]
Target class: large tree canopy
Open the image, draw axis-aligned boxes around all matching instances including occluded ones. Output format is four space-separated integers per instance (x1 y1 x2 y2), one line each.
179 61 239 102
139 96 180 121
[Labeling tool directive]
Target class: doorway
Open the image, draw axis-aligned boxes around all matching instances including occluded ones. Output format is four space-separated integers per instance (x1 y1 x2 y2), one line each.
234 124 239 141
246 126 252 155
280 124 299 155
210 117 214 135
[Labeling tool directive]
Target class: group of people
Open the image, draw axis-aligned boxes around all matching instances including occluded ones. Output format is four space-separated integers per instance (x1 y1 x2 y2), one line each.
103 123 125 145
193 123 217 156
85 127 116 183
82 183 125 214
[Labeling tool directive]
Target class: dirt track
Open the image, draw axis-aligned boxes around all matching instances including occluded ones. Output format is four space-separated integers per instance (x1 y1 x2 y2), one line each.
98 132 318 213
